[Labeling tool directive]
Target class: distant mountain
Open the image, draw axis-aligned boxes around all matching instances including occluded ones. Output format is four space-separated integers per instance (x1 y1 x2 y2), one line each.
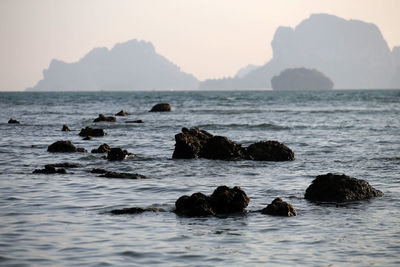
200 13 398 90
271 67 334 90
27 39 199 91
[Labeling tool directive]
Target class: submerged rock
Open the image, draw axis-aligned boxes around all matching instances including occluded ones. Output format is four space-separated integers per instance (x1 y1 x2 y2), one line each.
115 110 129 116
150 103 171 112
261 198 297 216
46 163 81 168
91 143 111 153
110 207 161 215
61 124 70 131
107 147 134 161
100 171 146 179
94 114 116 122
78 126 106 137
304 173 383 202
172 127 294 161
47 140 86 153
125 120 144 123
175 186 250 217
83 136 92 140
8 119 20 124
33 165 67 174
90 168 108 174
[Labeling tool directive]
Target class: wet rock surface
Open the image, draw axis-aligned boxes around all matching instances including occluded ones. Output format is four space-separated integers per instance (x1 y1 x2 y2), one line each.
46 163 81 168
61 125 70 131
261 198 297 216
125 120 144 123
33 165 67 174
107 148 134 161
47 140 86 153
110 207 161 215
90 168 108 174
91 143 111 153
150 103 171 112
304 173 383 202
115 110 128 116
79 126 106 137
94 114 116 122
172 127 294 161
8 119 20 124
100 171 146 179
175 186 250 217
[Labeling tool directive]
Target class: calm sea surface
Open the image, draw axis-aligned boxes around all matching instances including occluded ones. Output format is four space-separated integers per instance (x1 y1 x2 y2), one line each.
0 90 399 266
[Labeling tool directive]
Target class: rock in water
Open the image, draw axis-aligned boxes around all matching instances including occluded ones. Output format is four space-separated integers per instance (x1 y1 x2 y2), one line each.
261 198 297 216
78 126 106 137
33 165 67 174
107 147 133 161
200 136 245 160
125 120 144 123
172 127 213 159
8 119 20 124
110 207 160 215
100 171 146 179
61 125 70 131
47 140 86 153
115 110 128 116
246 141 295 161
175 186 250 217
304 173 383 202
150 103 171 112
91 143 111 153
94 114 116 122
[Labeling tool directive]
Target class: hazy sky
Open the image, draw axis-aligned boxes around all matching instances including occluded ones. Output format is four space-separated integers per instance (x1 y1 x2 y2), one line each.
0 0 399 91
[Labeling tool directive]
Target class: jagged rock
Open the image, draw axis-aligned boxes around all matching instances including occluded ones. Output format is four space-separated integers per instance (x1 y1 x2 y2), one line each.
8 119 20 124
90 168 108 174
172 127 294 161
91 143 111 153
110 207 161 215
61 125 70 131
33 165 67 174
78 126 106 137
175 186 250 217
125 120 144 123
304 173 383 202
47 140 86 153
261 198 297 216
100 171 146 179
46 163 80 168
107 147 133 161
94 114 116 122
150 103 171 112
246 141 295 161
115 110 129 116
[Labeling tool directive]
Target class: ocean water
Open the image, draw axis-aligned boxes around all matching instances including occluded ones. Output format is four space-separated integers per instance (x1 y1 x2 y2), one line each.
0 90 399 266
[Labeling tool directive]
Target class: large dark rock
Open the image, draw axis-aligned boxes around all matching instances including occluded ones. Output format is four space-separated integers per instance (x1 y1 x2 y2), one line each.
150 103 171 112
246 141 295 161
94 114 116 122
79 126 106 137
175 186 250 217
8 119 20 124
261 198 297 216
172 127 294 161
100 171 146 179
61 124 70 131
304 173 383 202
107 147 133 161
47 140 86 153
91 143 111 153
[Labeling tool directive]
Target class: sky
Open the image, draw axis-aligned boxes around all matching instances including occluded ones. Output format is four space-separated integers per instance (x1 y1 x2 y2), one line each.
0 0 399 91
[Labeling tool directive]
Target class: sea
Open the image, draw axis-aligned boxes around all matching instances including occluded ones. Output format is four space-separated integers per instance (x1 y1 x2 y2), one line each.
0 89 399 266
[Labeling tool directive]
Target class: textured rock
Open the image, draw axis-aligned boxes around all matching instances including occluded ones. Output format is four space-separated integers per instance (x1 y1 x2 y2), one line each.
94 114 116 122
175 193 215 217
61 124 70 131
33 165 67 174
91 143 111 153
150 103 171 112
47 140 86 153
100 171 146 179
79 126 106 137
115 110 129 116
304 173 383 202
110 207 160 215
172 127 212 159
261 198 297 216
107 147 133 161
246 141 295 161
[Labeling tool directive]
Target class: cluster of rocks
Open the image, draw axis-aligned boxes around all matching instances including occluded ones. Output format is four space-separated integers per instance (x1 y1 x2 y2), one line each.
172 127 294 161
32 163 80 174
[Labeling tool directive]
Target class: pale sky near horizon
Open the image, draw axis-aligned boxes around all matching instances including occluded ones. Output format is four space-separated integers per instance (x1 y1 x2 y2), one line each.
0 0 399 91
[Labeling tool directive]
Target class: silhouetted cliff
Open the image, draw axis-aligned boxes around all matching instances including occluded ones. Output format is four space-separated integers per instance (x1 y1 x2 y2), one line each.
27 39 199 91
271 68 333 90
200 13 397 90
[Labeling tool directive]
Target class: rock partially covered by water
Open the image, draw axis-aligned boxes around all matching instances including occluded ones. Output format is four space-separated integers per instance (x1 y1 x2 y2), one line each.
110 207 161 215
175 186 250 217
125 120 144 123
100 171 146 179
79 126 106 137
91 143 111 153
247 141 295 161
172 127 294 161
33 165 67 174
61 124 70 131
115 110 129 116
47 140 86 153
8 119 20 124
150 103 171 112
46 163 81 168
94 114 116 122
261 198 297 216
107 147 134 161
304 173 383 202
